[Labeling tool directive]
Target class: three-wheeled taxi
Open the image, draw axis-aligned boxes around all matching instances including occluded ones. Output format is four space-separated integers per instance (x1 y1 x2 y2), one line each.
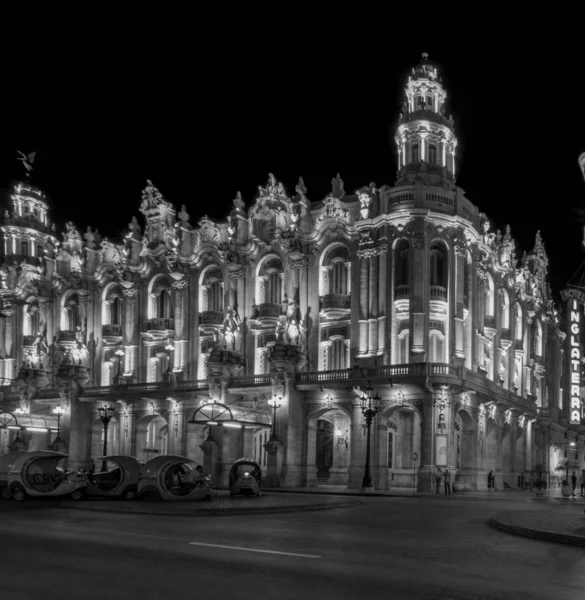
137 455 212 502
85 455 142 500
229 458 262 496
0 451 87 501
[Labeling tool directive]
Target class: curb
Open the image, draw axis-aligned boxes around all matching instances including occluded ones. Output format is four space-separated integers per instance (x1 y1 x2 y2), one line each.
59 499 361 517
490 514 585 548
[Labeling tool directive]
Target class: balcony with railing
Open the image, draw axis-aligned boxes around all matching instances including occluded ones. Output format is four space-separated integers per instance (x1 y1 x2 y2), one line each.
500 328 512 341
429 286 447 300
143 318 174 340
199 311 224 327
102 323 123 344
320 293 351 317
251 303 281 325
394 285 410 299
484 315 496 329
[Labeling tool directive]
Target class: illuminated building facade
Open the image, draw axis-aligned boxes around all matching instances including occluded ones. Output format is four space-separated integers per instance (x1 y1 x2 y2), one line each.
0 54 582 492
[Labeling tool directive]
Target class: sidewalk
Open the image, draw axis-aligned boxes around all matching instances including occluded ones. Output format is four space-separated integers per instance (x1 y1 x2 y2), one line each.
491 504 585 547
60 491 361 517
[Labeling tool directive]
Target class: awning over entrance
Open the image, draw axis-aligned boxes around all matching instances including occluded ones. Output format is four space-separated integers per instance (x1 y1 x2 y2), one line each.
0 412 59 432
187 402 272 430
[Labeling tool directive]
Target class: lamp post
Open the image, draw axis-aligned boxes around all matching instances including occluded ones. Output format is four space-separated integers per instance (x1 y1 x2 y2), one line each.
52 406 64 444
98 405 115 472
358 381 381 491
268 395 281 440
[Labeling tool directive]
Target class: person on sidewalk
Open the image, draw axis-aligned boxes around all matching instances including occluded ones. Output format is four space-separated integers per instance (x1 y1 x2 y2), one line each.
580 470 585 497
435 468 442 494
443 469 451 495
488 470 494 492
571 471 578 497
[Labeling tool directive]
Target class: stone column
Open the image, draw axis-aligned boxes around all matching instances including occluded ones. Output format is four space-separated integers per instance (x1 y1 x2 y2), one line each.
378 252 387 359
368 255 378 355
373 420 389 489
122 285 139 380
199 435 220 480
62 382 93 472
359 259 369 355
283 379 305 487
410 232 426 360
452 242 466 363
348 401 365 489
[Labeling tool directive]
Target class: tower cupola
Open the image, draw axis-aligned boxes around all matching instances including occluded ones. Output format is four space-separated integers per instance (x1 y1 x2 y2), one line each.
395 53 458 185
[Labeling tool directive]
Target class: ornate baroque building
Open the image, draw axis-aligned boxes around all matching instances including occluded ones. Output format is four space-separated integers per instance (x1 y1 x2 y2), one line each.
0 54 582 492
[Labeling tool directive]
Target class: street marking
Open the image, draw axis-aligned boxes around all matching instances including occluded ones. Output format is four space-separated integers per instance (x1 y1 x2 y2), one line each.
188 542 321 558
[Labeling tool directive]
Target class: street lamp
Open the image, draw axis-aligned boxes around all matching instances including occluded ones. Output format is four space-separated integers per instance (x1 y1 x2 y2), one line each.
98 405 115 472
268 395 281 440
52 406 64 443
358 381 381 491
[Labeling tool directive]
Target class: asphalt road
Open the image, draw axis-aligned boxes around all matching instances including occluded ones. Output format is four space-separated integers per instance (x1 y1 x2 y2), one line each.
1 495 585 600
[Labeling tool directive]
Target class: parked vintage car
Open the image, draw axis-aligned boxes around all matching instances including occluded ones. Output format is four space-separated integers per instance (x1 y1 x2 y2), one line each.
137 455 212 501
84 455 143 500
0 451 87 501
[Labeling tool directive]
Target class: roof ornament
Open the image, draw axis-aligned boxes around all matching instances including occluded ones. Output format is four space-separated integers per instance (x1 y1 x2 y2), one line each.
17 150 36 177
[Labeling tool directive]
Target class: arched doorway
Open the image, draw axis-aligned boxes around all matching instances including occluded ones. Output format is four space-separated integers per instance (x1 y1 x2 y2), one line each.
456 410 476 488
316 419 334 480
306 408 352 487
385 407 422 492
515 427 526 488
485 418 497 474
501 423 513 488
135 415 168 463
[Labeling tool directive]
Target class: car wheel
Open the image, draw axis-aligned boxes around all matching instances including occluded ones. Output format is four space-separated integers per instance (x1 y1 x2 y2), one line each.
12 488 25 502
123 487 137 501
70 489 84 501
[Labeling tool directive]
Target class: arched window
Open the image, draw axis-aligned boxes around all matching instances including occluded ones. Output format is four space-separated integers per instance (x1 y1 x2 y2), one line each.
110 295 122 325
426 94 434 110
394 240 410 287
411 143 419 163
500 289 510 329
66 294 80 331
151 277 173 319
259 257 283 305
200 268 224 313
485 275 495 317
21 241 29 257
428 144 437 164
416 94 424 110
534 320 543 356
329 338 347 370
514 304 523 340
322 246 350 296
429 245 446 287
463 254 470 307
429 331 445 362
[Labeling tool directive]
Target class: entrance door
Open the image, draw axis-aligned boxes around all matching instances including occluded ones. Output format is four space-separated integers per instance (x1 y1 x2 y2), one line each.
316 420 334 479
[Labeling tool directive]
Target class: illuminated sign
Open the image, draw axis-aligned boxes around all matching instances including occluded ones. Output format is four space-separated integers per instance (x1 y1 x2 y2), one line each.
561 288 585 304
569 299 582 425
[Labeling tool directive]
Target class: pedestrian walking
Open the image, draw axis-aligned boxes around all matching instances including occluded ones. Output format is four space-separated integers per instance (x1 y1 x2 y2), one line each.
487 470 494 492
443 468 451 495
571 471 577 497
580 470 585 497
435 468 442 494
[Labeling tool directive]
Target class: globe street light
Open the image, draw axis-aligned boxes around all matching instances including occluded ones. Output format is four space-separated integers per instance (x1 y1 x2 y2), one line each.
358 381 381 491
52 405 64 443
98 405 115 472
268 395 281 440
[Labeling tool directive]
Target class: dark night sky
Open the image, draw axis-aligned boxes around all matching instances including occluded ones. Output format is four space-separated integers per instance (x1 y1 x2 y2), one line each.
1 19 584 300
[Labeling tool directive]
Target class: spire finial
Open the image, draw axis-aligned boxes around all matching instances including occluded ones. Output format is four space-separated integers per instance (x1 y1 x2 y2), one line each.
422 52 429 60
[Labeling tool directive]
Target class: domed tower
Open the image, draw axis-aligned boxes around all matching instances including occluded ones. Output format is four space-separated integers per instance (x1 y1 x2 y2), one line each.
1 181 57 265
395 53 457 186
